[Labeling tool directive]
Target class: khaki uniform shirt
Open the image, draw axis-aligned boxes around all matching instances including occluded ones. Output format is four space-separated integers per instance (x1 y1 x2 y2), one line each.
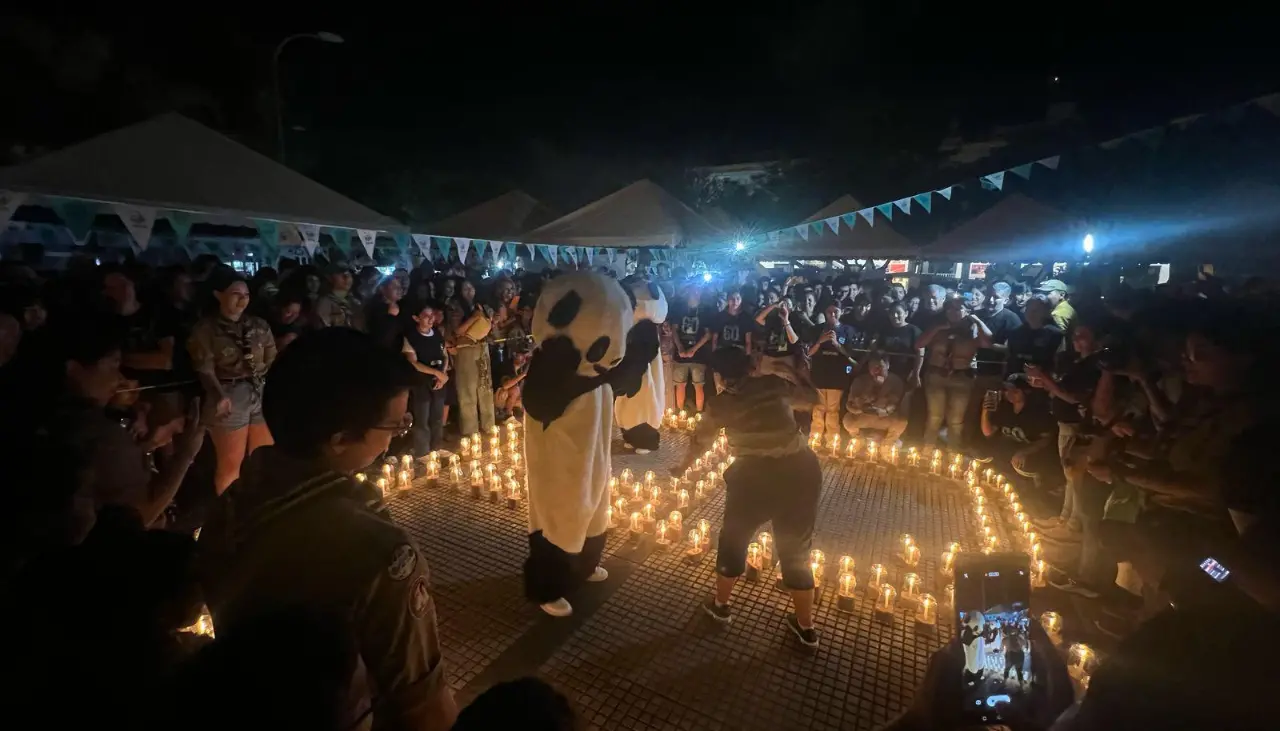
316 292 364 330
187 315 276 380
199 449 450 730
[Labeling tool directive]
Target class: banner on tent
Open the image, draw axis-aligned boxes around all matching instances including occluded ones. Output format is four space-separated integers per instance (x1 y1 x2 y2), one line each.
411 234 431 259
357 229 377 258
454 237 472 263
113 203 157 251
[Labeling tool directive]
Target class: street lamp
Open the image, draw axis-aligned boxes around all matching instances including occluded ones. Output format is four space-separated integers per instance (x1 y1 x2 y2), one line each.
1082 233 1095 255
273 32 344 164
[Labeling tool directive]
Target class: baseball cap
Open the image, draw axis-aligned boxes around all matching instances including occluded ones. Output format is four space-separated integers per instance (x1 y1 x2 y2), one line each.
1035 279 1069 294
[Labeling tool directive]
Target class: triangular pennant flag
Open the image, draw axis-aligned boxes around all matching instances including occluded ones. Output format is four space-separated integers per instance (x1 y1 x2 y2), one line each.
1098 137 1126 151
875 203 894 221
454 237 472 263
485 240 502 261
279 224 303 249
434 236 452 260
299 224 322 257
811 222 825 236
893 197 912 215
564 247 578 265
605 248 617 263
503 242 517 262
392 232 410 256
1169 113 1205 130
981 171 1006 190
912 192 933 214
357 229 377 258
331 228 353 255
1009 163 1034 180
112 203 157 251
841 213 858 229
1035 156 1060 170
254 219 279 251
0 190 26 232
411 234 431 258
168 210 193 243
796 224 809 241
935 187 954 200
51 198 99 242
1250 93 1280 118
824 216 841 235
858 208 876 226
584 246 595 265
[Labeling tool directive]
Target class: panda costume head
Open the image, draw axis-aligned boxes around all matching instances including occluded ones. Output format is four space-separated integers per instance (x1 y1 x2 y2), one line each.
623 277 668 326
524 272 635 429
613 277 668 451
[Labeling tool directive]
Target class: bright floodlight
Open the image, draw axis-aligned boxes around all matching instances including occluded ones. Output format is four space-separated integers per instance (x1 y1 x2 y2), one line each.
1082 233 1095 254
496 259 506 269
734 240 746 251
702 272 713 283
316 32 345 43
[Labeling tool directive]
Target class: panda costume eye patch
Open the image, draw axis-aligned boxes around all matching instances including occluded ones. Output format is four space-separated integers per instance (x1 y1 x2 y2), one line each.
546 290 583 328
585 336 611 363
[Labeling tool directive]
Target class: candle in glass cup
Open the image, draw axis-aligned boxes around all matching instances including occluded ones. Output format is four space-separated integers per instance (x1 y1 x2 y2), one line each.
620 468 633 485
1067 643 1095 679
1041 610 1063 636
629 512 643 534
510 452 522 470
644 470 655 486
915 593 937 626
694 481 706 502
838 572 856 597
669 510 683 534
867 440 879 462
941 551 955 576
747 542 762 568
839 555 855 575
375 477 389 497
381 463 394 481
869 563 885 588
758 531 772 562
875 584 897 614
902 572 921 599
631 483 642 502
606 505 615 529
656 519 669 545
449 463 463 484
698 519 711 545
688 529 703 554
829 433 841 456
642 503 655 523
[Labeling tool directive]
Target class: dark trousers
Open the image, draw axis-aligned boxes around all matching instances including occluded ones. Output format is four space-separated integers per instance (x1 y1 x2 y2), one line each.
411 387 446 457
524 531 607 604
1004 650 1025 682
716 449 822 590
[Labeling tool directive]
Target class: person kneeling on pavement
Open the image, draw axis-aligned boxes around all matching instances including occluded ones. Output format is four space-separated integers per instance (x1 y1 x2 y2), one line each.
978 374 1056 490
842 354 907 444
681 347 824 648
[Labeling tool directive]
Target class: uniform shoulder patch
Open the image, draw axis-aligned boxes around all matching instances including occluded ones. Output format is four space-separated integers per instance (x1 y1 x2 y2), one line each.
388 543 418 581
409 577 430 618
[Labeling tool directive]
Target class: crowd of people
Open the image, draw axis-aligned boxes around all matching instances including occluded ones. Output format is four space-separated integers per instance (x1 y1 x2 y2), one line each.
0 249 1276 729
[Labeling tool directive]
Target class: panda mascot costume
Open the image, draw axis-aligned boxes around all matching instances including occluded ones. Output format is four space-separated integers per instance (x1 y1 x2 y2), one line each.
614 278 668 454
521 271 655 617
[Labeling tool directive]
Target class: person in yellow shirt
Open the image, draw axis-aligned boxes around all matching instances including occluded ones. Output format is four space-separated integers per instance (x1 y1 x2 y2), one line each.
1036 279 1076 330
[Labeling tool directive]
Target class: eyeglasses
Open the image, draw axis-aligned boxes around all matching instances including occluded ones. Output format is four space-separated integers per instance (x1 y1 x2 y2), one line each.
370 412 414 438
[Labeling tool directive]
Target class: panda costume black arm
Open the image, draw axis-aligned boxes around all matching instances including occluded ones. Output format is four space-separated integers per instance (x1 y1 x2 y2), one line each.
523 336 612 430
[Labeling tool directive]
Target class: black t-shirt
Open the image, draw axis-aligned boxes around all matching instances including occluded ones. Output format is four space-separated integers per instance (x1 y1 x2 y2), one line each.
670 303 711 363
713 309 754 351
365 301 406 353
809 324 857 390
976 307 1023 376
837 316 876 357
877 323 923 378
1051 353 1101 424
404 328 447 389
990 396 1056 444
118 307 179 386
759 310 802 357
1006 324 1064 376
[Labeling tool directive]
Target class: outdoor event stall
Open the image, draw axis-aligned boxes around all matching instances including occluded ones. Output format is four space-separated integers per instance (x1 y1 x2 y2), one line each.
921 194 1085 282
0 113 405 270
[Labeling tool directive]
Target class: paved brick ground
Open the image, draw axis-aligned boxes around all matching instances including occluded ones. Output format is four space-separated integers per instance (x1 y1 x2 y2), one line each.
382 427 1084 730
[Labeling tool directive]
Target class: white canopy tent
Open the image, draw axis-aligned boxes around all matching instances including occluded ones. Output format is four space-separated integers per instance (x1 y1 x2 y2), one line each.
758 195 920 258
0 113 403 233
522 179 727 249
925 194 1080 261
430 190 557 240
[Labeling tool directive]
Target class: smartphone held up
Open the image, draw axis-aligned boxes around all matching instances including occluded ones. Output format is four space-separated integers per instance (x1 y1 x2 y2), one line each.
955 552 1036 726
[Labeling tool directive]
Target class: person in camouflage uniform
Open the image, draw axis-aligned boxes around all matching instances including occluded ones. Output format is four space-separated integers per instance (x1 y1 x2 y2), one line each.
188 268 277 495
314 263 365 330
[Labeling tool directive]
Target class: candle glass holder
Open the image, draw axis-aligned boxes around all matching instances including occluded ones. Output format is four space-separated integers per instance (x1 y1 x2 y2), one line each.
868 563 886 594
655 519 669 548
836 572 857 612
745 542 762 581
914 593 937 630
874 584 897 623
838 555 855 575
668 510 683 536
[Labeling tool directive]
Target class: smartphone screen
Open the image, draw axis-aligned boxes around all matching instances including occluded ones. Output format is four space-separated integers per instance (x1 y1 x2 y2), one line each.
1199 556 1230 582
955 552 1035 725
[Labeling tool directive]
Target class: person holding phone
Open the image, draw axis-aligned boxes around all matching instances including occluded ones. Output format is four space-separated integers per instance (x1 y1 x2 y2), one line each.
916 297 993 448
806 301 857 440
842 354 908 444
980 374 1056 488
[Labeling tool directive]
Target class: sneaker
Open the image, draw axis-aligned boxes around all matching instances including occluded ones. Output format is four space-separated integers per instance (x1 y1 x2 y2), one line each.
634 448 652 455
1048 576 1100 599
1032 516 1063 530
586 566 609 583
973 455 994 464
702 597 732 624
785 614 820 648
539 598 573 617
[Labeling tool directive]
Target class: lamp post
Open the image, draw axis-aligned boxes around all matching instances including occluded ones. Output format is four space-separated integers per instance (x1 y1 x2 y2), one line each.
273 31 344 164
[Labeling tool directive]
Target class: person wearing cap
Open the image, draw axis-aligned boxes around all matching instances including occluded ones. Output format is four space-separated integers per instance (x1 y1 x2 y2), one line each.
979 374 1056 489
1036 279 1075 330
314 264 365 330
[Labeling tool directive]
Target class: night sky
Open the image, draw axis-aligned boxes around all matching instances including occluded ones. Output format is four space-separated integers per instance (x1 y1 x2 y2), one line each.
3 7 1274 222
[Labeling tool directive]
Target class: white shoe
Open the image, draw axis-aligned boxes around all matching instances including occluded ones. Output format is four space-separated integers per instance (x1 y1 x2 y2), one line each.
634 448 652 455
540 598 573 617
586 566 609 583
